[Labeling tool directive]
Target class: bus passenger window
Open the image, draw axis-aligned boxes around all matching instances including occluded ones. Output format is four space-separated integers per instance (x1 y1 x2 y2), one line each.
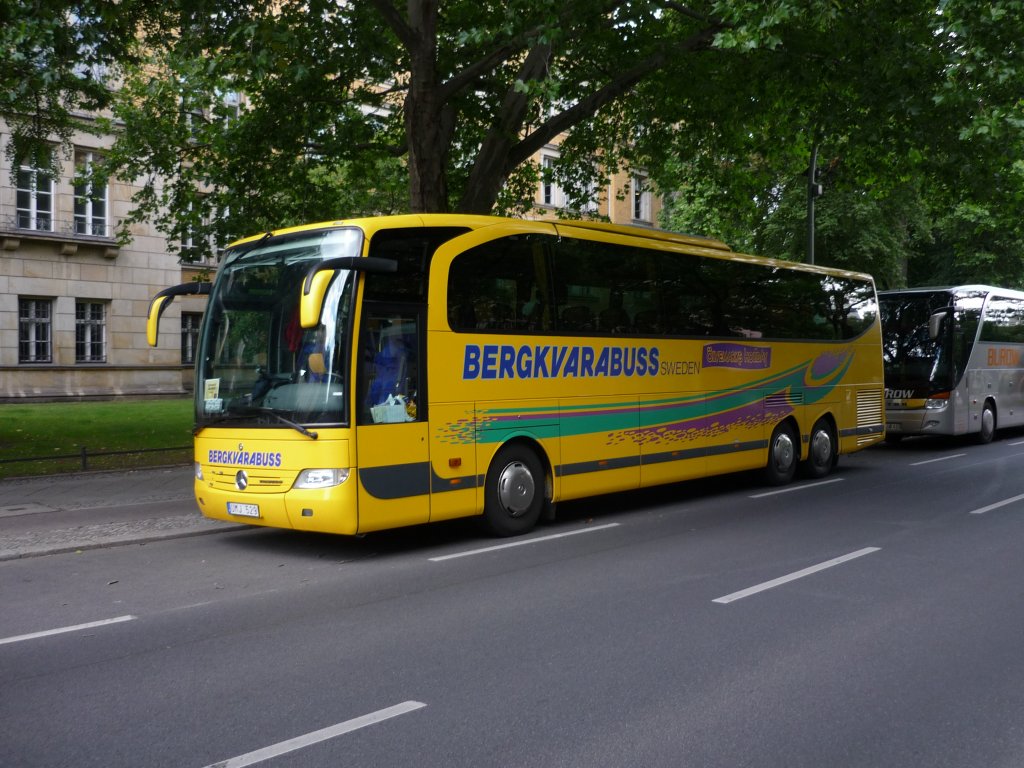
633 309 661 334
560 304 595 332
448 235 552 333
520 285 544 328
598 291 631 332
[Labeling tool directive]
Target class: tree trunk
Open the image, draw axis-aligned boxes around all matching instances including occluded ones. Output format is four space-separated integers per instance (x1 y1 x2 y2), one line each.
458 43 552 215
406 82 451 213
403 0 451 213
397 0 719 214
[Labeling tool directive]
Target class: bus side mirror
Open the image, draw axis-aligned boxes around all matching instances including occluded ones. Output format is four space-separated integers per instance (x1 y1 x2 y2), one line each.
928 309 949 340
300 270 334 329
300 256 399 329
146 282 211 346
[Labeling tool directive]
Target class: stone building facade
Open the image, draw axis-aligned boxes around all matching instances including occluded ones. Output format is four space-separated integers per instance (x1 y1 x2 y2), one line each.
0 118 204 402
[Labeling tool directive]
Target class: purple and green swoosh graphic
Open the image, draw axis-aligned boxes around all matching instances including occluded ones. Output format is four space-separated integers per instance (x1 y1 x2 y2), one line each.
437 349 854 447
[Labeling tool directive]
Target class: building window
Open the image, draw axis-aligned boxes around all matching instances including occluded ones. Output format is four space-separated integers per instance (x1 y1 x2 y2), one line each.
181 218 205 262
69 12 109 83
19 298 53 363
16 155 54 232
632 174 652 223
181 218 197 260
577 173 600 215
541 155 565 208
213 204 231 261
182 312 202 364
74 150 109 237
75 301 107 363
180 200 217 263
180 88 204 137
220 90 241 124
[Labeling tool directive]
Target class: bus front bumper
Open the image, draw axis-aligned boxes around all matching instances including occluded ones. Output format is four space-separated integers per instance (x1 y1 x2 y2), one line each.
885 405 954 438
194 474 359 535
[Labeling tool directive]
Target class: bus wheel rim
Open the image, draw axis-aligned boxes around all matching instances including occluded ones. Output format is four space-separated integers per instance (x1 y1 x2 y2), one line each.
811 428 832 466
772 432 795 471
983 406 995 435
497 461 535 517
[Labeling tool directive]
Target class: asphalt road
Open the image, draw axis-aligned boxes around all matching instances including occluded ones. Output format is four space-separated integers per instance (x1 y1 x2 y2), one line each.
3 434 1024 767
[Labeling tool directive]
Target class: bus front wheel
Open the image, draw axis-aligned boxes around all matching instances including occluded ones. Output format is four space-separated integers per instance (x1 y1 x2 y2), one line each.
764 422 798 486
483 444 544 536
976 401 996 444
802 418 837 479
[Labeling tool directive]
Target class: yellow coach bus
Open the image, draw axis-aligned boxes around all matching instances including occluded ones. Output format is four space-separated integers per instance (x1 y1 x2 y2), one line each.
147 214 884 537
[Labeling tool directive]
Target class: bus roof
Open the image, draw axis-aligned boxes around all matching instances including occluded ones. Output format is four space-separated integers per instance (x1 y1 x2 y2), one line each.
225 213 731 251
225 213 874 282
879 285 1024 300
225 213 498 248
553 218 732 251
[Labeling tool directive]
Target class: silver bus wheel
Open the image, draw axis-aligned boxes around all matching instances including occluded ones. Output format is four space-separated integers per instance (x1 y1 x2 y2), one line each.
483 444 544 536
764 422 798 486
977 401 996 444
802 419 837 479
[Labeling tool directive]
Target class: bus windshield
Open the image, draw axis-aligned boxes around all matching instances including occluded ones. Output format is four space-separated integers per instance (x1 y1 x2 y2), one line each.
880 289 982 396
195 227 362 429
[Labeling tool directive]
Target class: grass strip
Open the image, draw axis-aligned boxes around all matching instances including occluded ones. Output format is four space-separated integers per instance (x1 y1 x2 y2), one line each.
0 398 194 478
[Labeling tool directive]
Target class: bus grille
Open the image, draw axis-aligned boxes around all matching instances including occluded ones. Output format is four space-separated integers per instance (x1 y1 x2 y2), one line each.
856 389 884 445
207 468 288 493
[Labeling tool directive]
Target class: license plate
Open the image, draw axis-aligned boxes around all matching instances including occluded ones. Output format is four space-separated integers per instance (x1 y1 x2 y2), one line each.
887 422 901 432
227 502 261 518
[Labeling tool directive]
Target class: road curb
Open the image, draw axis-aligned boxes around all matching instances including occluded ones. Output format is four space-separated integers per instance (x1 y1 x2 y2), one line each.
0 515 250 561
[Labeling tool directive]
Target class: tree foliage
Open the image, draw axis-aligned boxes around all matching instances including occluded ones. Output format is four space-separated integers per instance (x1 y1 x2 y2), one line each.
8 0 1024 283
0 0 157 172
655 0 1024 286
106 0 737 256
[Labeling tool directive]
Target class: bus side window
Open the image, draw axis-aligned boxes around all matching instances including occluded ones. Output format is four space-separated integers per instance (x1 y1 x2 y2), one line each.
598 291 631 333
448 235 552 333
560 304 595 331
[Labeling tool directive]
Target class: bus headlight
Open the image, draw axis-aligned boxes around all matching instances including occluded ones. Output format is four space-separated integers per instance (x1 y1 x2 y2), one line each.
294 468 350 489
194 461 204 481
925 398 949 410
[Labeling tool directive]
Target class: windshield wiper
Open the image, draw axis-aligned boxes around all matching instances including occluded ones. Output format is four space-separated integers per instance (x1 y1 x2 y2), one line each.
198 405 318 439
256 408 319 440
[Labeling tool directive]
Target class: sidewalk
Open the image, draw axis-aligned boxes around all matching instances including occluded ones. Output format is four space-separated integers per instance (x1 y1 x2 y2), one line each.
0 465 247 560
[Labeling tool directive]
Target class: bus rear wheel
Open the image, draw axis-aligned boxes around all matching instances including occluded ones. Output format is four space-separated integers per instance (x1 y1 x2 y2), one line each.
483 444 544 536
764 422 798 486
802 418 837 478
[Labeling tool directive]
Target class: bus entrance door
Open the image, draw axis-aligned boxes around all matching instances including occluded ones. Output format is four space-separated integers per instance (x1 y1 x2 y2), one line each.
355 421 430 533
355 309 430 532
